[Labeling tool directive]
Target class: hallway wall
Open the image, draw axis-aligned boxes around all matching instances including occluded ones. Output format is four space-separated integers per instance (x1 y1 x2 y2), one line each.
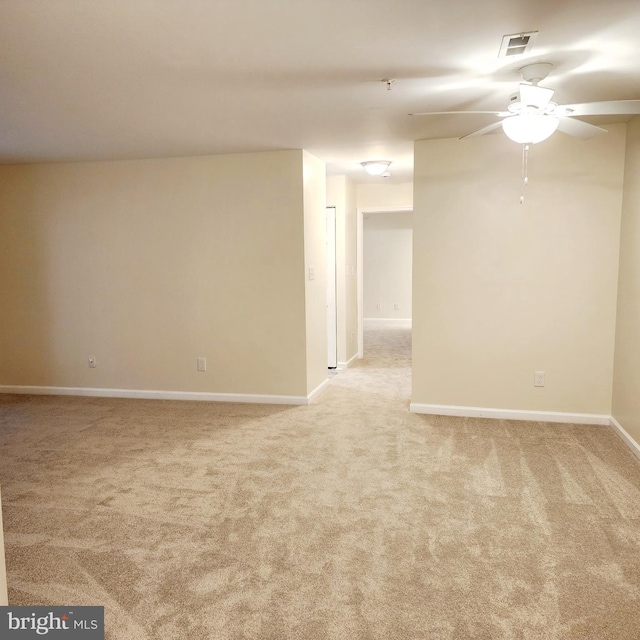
364 212 412 319
612 116 640 449
327 175 358 367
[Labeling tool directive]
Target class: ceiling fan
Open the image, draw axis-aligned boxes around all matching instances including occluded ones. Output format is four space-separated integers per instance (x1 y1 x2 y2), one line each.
411 62 640 144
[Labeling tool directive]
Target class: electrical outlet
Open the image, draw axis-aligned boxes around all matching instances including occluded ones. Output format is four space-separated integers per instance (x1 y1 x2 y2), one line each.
394 303 400 310
88 355 96 368
197 357 207 372
534 371 545 387
377 303 382 310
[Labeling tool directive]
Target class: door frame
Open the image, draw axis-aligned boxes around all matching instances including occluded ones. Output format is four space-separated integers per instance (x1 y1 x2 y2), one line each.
326 206 338 369
357 206 413 358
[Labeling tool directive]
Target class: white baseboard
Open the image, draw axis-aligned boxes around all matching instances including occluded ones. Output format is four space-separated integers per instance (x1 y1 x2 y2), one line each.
409 403 611 426
307 377 330 403
363 317 412 324
610 416 640 462
0 385 309 406
337 352 359 370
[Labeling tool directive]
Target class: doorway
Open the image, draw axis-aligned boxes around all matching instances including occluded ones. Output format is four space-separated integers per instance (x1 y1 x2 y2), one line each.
357 207 413 358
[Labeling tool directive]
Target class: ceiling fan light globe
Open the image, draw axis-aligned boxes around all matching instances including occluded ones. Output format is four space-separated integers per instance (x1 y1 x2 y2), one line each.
502 114 559 144
361 160 392 176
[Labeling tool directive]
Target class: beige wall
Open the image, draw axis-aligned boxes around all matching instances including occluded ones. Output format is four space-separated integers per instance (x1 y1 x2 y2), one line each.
364 212 412 319
412 126 626 415
0 151 313 398
357 182 413 211
345 178 358 362
612 117 640 443
303 151 328 394
327 175 358 365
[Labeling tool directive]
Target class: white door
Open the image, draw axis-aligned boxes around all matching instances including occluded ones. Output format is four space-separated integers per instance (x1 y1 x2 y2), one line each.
326 207 337 369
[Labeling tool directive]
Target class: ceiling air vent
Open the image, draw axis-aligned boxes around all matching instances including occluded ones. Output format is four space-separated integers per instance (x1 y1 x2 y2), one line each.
498 31 538 57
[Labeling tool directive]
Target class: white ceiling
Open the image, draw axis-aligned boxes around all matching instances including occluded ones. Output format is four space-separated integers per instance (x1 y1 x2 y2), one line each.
1 0 640 183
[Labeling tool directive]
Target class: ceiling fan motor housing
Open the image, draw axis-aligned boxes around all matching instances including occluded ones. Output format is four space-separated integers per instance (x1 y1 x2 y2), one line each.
519 62 553 84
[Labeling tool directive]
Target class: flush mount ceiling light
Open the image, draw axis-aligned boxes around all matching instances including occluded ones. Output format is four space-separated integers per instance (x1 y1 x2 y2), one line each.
501 113 560 144
361 160 392 176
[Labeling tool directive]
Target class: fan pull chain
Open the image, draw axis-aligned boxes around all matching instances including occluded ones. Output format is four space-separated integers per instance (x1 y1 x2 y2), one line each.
520 143 530 205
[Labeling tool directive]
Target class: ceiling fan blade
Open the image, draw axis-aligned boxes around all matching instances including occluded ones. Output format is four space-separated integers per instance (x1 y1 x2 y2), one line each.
409 110 507 116
556 118 607 139
459 121 505 139
557 100 640 117
519 83 554 108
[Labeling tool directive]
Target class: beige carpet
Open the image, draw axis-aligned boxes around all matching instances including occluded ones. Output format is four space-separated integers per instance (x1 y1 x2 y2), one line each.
2 320 640 639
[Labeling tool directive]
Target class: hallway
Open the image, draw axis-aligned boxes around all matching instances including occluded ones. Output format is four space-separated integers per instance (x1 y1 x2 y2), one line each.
329 319 412 405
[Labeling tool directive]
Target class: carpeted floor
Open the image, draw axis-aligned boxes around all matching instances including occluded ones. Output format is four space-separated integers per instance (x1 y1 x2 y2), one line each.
1 319 640 639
